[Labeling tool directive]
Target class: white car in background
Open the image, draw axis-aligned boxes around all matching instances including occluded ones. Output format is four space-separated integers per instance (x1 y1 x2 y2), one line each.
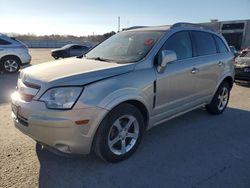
0 34 31 73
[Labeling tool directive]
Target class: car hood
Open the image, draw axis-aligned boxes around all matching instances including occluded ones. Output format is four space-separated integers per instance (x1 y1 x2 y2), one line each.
20 57 135 87
51 49 62 53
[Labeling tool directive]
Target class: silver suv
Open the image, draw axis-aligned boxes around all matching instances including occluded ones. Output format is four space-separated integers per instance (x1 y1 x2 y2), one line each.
0 34 31 73
11 23 234 162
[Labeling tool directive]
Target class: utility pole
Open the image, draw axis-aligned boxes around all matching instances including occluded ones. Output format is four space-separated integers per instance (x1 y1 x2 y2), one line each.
118 16 120 32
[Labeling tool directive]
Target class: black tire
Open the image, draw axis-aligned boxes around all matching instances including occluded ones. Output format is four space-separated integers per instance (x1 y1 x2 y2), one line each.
93 103 145 163
1 56 20 73
206 82 230 115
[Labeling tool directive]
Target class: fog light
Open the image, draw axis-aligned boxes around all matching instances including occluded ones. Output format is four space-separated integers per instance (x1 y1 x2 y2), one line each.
55 143 71 153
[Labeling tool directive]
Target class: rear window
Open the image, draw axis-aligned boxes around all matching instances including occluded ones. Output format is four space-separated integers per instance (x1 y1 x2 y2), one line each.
0 38 11 45
240 51 250 57
192 31 217 56
214 36 229 53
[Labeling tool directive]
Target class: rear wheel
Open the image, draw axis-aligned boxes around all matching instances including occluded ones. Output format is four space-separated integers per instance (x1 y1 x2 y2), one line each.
1 56 20 73
206 82 230 115
93 103 145 163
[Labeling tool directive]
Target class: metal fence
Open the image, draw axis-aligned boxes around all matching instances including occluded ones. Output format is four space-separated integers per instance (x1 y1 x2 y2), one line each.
22 41 94 48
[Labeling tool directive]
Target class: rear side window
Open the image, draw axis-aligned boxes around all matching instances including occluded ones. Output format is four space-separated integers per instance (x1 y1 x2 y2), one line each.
214 36 228 53
71 45 82 50
0 38 11 45
192 31 217 56
162 31 192 60
81 46 89 50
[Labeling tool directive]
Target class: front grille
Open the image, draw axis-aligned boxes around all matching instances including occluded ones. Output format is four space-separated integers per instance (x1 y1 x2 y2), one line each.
17 115 28 127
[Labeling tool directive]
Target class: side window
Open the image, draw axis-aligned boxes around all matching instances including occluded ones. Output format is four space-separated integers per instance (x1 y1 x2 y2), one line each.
192 31 217 56
162 32 192 60
81 46 88 50
214 36 229 53
0 38 11 45
71 45 81 50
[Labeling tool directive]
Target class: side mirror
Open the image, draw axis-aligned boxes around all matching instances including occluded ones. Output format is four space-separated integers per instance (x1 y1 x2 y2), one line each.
157 50 177 73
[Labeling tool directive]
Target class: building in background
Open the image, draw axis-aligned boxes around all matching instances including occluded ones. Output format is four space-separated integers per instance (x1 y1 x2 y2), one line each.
200 19 250 50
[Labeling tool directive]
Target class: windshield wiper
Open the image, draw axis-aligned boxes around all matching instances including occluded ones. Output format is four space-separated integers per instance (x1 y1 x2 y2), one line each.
87 57 115 63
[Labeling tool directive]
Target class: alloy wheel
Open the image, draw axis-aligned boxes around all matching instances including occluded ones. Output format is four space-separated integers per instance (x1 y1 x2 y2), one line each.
108 115 139 155
217 87 229 111
4 59 19 73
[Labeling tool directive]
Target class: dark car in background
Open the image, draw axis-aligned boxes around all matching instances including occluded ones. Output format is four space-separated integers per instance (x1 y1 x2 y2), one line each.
235 50 250 82
51 44 90 59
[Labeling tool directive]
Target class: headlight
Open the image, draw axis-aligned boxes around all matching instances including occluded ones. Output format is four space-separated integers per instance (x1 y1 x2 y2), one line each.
39 87 83 109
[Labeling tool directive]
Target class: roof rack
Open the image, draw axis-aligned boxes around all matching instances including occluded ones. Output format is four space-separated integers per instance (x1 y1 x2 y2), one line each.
122 26 149 31
171 22 204 29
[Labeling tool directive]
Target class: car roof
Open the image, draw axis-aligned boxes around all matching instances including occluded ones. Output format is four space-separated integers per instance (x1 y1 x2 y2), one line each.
0 33 9 38
123 25 171 32
123 23 219 36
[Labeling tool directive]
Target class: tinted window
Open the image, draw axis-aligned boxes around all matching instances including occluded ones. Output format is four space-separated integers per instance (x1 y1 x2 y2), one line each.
192 32 217 56
162 32 192 60
0 39 11 45
80 46 88 50
222 23 244 30
71 45 82 50
214 36 228 53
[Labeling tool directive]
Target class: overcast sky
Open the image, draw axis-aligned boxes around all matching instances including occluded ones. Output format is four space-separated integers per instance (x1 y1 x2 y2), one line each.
0 0 250 36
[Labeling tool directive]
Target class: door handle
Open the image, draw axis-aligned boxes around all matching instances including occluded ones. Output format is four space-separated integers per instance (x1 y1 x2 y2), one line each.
218 61 224 67
191 67 199 74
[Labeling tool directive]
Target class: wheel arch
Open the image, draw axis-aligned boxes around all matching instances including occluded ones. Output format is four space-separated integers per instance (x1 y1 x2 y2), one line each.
210 74 234 103
223 76 234 90
119 100 149 129
0 54 22 64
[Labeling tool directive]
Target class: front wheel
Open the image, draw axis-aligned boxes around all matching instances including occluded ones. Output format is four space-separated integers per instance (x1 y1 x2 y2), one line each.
93 103 145 163
206 82 230 115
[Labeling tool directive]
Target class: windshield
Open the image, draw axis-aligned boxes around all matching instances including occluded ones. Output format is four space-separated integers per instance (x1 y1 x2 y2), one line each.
62 44 74 49
86 30 164 63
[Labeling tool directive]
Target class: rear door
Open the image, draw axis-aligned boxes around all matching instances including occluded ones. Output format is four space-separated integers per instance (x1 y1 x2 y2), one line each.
190 31 223 99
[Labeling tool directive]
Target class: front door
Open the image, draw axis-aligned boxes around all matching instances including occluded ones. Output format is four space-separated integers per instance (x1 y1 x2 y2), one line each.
153 31 200 123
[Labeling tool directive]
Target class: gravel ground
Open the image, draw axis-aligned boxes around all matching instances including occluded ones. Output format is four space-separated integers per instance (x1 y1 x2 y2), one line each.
0 49 250 188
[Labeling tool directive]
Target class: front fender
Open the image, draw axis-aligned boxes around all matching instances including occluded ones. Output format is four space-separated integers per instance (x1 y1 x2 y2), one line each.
99 88 152 113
